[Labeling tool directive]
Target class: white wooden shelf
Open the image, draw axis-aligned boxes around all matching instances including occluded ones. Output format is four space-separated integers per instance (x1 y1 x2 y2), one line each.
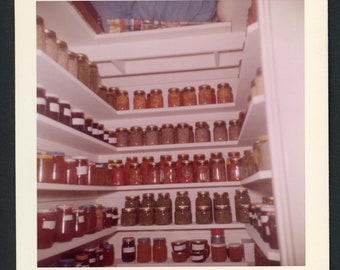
245 224 280 262
115 257 248 267
37 227 117 261
240 170 272 185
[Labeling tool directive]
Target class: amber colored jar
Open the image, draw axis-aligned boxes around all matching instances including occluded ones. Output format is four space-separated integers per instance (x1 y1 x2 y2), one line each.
122 237 136 262
37 152 53 183
125 195 141 209
107 87 119 108
175 191 191 208
195 159 210 182
48 151 66 184
155 206 172 225
217 82 234 103
168 87 181 107
121 208 137 226
133 90 147 109
116 127 129 147
36 16 45 51
193 154 205 180
125 156 138 175
138 207 154 225
71 109 85 132
79 205 96 234
128 126 144 146
153 238 168 262
160 123 175 144
111 162 125 186
59 100 71 126
195 121 211 142
229 119 241 140
56 39 68 69
148 89 164 108
214 204 232 224
227 152 242 181
55 204 75 242
44 28 57 61
64 158 77 185
162 161 177 184
196 191 212 207
73 209 85 237
198 84 213 105
116 90 129 110
146 162 161 184
141 156 154 184
196 205 212 224
37 86 46 115
67 50 78 77
176 122 190 144
228 243 244 262
74 156 88 185
77 53 90 87
112 207 119 226
137 238 152 263
179 160 194 183
127 163 142 185
94 162 109 186
234 189 251 222
175 205 192 225
181 86 197 106
190 250 207 263
145 125 159 145
37 209 56 249
211 235 227 262
102 243 114 266
213 120 228 141
88 62 99 93
97 84 108 101
239 110 246 128
210 158 226 182
46 94 60 121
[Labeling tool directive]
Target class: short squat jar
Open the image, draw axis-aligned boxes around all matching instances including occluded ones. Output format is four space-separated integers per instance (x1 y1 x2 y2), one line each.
181 86 197 106
213 120 228 141
121 208 137 226
116 90 129 110
148 89 164 108
155 206 172 225
138 207 154 226
198 84 213 105
195 121 211 142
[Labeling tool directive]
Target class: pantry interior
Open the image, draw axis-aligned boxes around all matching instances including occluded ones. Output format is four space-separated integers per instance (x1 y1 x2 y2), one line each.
36 0 304 267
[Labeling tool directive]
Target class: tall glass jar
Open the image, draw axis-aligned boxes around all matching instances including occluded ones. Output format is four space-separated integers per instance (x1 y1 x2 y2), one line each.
228 119 241 140
88 62 99 93
127 163 142 185
179 160 194 183
56 39 68 69
138 207 154 226
116 127 129 147
210 158 226 182
74 156 88 185
122 237 136 262
137 237 152 263
73 209 85 237
64 158 77 185
175 191 191 208
46 94 60 121
36 16 45 51
144 125 159 145
198 84 213 105
181 86 197 106
148 89 164 108
195 121 211 142
217 82 233 103
128 126 144 146
153 238 168 262
193 153 206 180
80 205 96 234
253 135 271 170
141 156 154 184
213 192 230 206
195 159 210 182
160 124 175 144
227 151 242 181
110 162 125 186
133 90 147 109
213 120 228 141
59 100 71 126
146 162 161 184
67 50 78 77
55 204 75 242
116 90 129 110
37 209 56 249
168 87 181 107
48 151 66 184
102 243 114 266
77 53 90 87
176 122 190 144
234 189 251 222
44 28 57 61
97 84 108 101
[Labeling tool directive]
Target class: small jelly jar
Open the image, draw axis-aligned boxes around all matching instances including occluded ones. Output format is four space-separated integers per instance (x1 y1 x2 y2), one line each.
213 120 228 141
46 94 60 121
181 86 197 106
198 84 213 105
145 125 159 145
37 209 56 249
59 100 72 126
228 243 244 262
71 109 85 132
148 89 164 108
102 242 114 266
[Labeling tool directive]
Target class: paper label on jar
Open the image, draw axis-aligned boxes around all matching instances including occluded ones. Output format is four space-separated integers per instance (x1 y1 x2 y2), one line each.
98 130 104 135
76 166 87 175
112 214 119 218
106 213 112 218
123 247 135 253
42 220 56 230
49 103 60 112
99 255 103 260
37 97 46 105
174 244 186 251
92 128 99 136
87 126 93 132
104 134 109 140
78 216 85 223
89 258 96 263
192 244 205 251
72 118 85 125
109 137 117 144
265 225 271 236
191 255 204 261
63 108 71 117
260 215 269 223
63 214 73 221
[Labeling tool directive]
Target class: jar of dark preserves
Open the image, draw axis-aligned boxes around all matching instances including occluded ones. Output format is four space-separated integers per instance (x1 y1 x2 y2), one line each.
213 192 230 206
94 204 104 231
103 129 109 143
67 50 78 77
73 209 85 237
122 237 136 262
85 248 97 267
36 16 45 51
195 205 212 224
162 161 177 184
44 28 57 61
112 207 119 226
94 162 109 186
141 156 154 184
59 100 71 126
95 248 104 267
121 208 137 226
179 160 194 183
234 189 251 222
91 122 99 138
128 126 144 146
48 151 66 184
141 193 156 208
102 242 114 266
228 243 243 262
268 211 279 249
244 150 257 177
138 207 154 225
190 250 207 263
46 94 60 121
195 121 211 142
77 53 89 87
175 205 192 225
137 237 152 263
55 204 75 242
181 86 197 106
116 127 128 147
116 90 129 110
175 191 191 208
96 123 104 141
153 238 167 262
133 90 147 109
155 206 172 225
125 195 140 209
238 203 250 223
37 86 46 115
217 82 234 103
103 207 113 228
37 152 53 183
260 204 276 242
127 163 143 185
71 109 85 132
37 209 55 249
214 204 232 224
210 158 226 182
229 119 241 140
88 62 99 93
198 84 213 105
145 125 159 145
176 122 190 144
213 120 228 141
108 130 117 146
168 87 181 107
56 39 68 69
80 205 96 234
190 239 210 259
74 156 88 185
195 159 210 182
160 124 175 144
148 89 164 108
196 191 212 207
111 162 125 186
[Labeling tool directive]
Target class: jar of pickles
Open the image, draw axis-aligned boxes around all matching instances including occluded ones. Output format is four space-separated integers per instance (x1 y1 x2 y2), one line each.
56 39 68 69
229 119 241 140
148 89 164 108
213 120 228 141
168 87 181 107
133 90 147 109
138 207 154 225
116 90 129 110
181 86 197 106
217 82 233 103
128 126 143 146
195 121 210 142
145 125 159 145
160 123 175 144
176 122 190 144
234 189 251 222
198 84 213 105
121 208 137 226
155 206 172 225
116 127 128 147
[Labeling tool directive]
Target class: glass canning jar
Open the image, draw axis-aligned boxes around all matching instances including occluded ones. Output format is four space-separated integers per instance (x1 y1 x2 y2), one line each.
48 151 66 184
44 28 57 61
73 209 85 237
127 163 143 185
243 150 257 177
125 156 138 175
74 156 88 185
59 100 71 126
108 86 120 108
234 189 251 222
211 235 227 262
193 153 205 180
103 207 113 228
141 193 156 208
147 162 161 184
195 159 210 182
217 82 234 103
175 205 192 225
228 243 243 262
175 191 191 208
56 39 68 69
196 191 212 208
64 158 77 184
71 109 85 132
55 204 75 242
84 116 93 136
108 130 117 146
37 152 53 183
141 156 154 184
214 204 232 224
157 192 172 207
77 53 90 87
91 122 99 138
94 204 104 231
227 152 242 181
179 160 194 183
102 243 114 266
97 84 108 101
110 162 125 186
210 158 226 182
195 121 211 142
138 207 154 225
148 89 164 108
116 90 129 110
46 94 60 121
213 120 228 141
153 238 168 262
125 195 140 209
176 122 190 144
168 87 181 107
181 86 197 106
67 50 78 77
121 208 137 226
133 90 147 109
155 206 172 225
128 126 144 146
268 211 279 249
195 205 212 224
37 86 46 115
213 192 230 207
36 16 45 51
160 123 175 144
137 237 152 263
79 205 96 234
198 84 213 105
145 125 159 145
116 127 128 147
37 209 56 249
229 119 241 140
88 62 99 93
122 237 136 262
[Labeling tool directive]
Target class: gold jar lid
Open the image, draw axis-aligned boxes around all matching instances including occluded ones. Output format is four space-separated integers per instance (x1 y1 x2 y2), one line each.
134 90 145 95
229 119 240 126
182 86 195 92
217 82 231 89
214 120 226 127
123 237 135 243
214 191 229 198
146 125 158 131
56 39 67 49
130 126 143 132
162 123 174 129
108 86 120 93
195 121 208 128
197 159 209 166
197 191 210 197
125 195 140 200
168 87 180 93
84 115 93 120
44 28 56 38
199 84 211 90
177 191 188 196
116 127 128 132
76 53 89 61
150 88 162 94
177 122 189 128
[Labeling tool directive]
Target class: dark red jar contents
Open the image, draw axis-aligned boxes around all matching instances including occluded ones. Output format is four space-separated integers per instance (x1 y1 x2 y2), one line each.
37 209 56 249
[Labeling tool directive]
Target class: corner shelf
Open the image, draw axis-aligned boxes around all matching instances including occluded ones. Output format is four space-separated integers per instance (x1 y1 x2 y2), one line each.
245 224 280 261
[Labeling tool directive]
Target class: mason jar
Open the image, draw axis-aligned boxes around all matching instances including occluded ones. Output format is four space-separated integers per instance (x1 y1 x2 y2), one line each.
116 90 129 110
168 87 181 107
56 39 68 69
148 89 164 108
213 120 228 141
228 119 241 141
195 121 210 142
160 123 175 144
181 86 197 106
198 84 213 105
145 125 159 145
128 126 144 146
133 90 147 109
176 122 190 144
217 82 233 103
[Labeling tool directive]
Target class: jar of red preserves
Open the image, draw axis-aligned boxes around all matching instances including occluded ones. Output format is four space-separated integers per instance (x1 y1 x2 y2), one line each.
95 204 104 231
55 204 75 242
127 163 143 185
227 152 242 181
228 243 243 262
128 126 144 146
111 162 125 186
102 243 114 266
48 151 66 184
210 158 226 182
116 90 129 110
195 159 210 182
148 89 164 108
74 156 88 185
211 235 227 262
168 87 181 107
147 162 161 184
198 84 213 105
125 156 138 176
37 152 53 183
137 237 152 263
133 90 147 109
94 162 109 186
80 205 96 234
228 119 241 140
46 94 60 121
145 125 159 145
179 160 194 183
213 120 228 141
193 154 205 180
217 82 233 103
162 161 177 184
37 86 46 115
153 238 168 262
37 209 56 249
181 86 197 106
141 156 154 184
73 209 85 237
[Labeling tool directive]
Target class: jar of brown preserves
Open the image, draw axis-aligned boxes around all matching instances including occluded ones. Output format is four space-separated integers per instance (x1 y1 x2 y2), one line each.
168 87 181 107
217 82 233 103
133 90 147 109
181 86 197 106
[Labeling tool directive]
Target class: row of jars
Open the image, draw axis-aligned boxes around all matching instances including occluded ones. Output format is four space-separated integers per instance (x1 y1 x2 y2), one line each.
96 83 234 112
37 16 100 92
115 119 241 148
53 242 114 267
37 204 118 249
